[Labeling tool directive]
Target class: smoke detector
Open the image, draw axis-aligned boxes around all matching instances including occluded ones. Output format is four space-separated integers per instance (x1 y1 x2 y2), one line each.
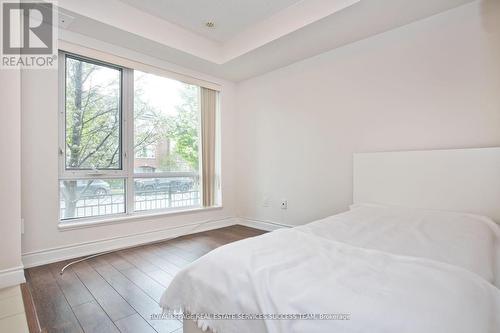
205 21 215 28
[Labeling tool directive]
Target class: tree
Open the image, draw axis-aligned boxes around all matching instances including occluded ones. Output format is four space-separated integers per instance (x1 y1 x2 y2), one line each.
168 84 200 171
62 63 200 218
63 58 122 218
133 73 170 155
65 59 121 170
62 59 164 218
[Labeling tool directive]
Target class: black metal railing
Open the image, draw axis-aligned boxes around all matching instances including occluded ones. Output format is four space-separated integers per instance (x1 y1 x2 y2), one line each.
60 186 201 219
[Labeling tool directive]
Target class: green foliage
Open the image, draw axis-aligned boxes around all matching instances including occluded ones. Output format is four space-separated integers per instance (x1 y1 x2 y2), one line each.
63 59 200 218
169 84 200 171
65 59 199 173
65 57 121 169
134 75 199 172
134 82 169 153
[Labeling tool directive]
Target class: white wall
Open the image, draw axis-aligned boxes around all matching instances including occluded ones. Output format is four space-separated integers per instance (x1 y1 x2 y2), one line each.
235 1 500 226
21 32 238 267
0 67 24 287
19 0 500 266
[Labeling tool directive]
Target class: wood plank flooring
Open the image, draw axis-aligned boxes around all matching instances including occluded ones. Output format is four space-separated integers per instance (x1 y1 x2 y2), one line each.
25 225 266 333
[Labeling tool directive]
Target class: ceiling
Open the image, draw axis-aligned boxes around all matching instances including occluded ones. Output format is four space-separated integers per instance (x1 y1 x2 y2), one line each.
117 0 303 42
56 0 476 82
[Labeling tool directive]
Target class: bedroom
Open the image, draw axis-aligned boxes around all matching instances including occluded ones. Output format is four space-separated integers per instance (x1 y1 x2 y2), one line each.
0 0 499 332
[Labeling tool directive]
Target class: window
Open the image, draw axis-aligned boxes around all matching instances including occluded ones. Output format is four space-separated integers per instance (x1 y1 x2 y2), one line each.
64 55 122 170
59 52 218 223
134 71 199 174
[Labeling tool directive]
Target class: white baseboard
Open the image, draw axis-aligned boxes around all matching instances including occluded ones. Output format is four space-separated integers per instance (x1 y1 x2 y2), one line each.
22 216 292 269
238 217 293 231
0 266 26 289
22 217 238 268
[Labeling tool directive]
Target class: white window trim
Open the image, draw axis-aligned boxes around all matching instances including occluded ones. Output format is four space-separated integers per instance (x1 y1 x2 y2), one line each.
58 206 223 231
58 49 219 226
59 40 222 92
58 52 129 179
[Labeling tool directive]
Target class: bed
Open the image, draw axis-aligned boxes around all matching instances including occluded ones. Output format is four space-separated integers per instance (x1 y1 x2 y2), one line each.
160 148 500 333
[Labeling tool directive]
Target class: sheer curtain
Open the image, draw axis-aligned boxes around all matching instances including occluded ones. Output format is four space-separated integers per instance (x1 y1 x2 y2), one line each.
200 87 218 207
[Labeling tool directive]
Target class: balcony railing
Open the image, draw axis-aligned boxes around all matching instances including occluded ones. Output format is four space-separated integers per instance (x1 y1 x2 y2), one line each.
60 192 125 219
134 188 200 211
60 181 201 220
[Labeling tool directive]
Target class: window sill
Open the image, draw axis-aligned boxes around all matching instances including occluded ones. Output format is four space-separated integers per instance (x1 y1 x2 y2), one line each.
58 206 223 231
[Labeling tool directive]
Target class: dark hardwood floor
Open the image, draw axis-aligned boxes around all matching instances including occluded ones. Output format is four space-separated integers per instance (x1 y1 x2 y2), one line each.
25 225 266 333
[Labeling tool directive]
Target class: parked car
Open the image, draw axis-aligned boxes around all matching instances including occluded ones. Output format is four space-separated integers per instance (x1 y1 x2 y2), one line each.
60 179 111 198
134 177 194 193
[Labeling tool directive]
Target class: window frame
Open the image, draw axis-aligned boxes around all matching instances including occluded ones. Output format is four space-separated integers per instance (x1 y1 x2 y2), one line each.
58 50 208 223
58 51 129 179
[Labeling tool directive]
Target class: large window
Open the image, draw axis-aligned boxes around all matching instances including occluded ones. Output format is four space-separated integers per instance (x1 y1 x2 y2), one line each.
133 71 201 213
59 52 216 222
64 56 122 170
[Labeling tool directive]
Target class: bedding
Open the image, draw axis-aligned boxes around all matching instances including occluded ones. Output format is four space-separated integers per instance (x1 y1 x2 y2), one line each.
160 205 500 333
301 204 500 283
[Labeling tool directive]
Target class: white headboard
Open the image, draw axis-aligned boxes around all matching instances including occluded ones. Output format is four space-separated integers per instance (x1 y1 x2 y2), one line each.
353 147 500 223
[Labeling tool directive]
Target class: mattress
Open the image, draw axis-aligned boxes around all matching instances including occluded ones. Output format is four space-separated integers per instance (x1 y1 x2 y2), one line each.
160 204 500 333
301 204 499 283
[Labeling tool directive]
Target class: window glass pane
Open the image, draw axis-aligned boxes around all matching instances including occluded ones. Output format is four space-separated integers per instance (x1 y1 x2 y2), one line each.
65 56 122 170
134 177 200 211
60 179 125 220
134 71 200 174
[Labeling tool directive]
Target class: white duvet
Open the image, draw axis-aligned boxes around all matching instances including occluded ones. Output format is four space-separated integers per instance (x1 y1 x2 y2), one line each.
303 204 500 283
160 205 500 333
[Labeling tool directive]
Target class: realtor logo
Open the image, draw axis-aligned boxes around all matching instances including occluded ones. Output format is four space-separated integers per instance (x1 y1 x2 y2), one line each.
1 1 57 68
